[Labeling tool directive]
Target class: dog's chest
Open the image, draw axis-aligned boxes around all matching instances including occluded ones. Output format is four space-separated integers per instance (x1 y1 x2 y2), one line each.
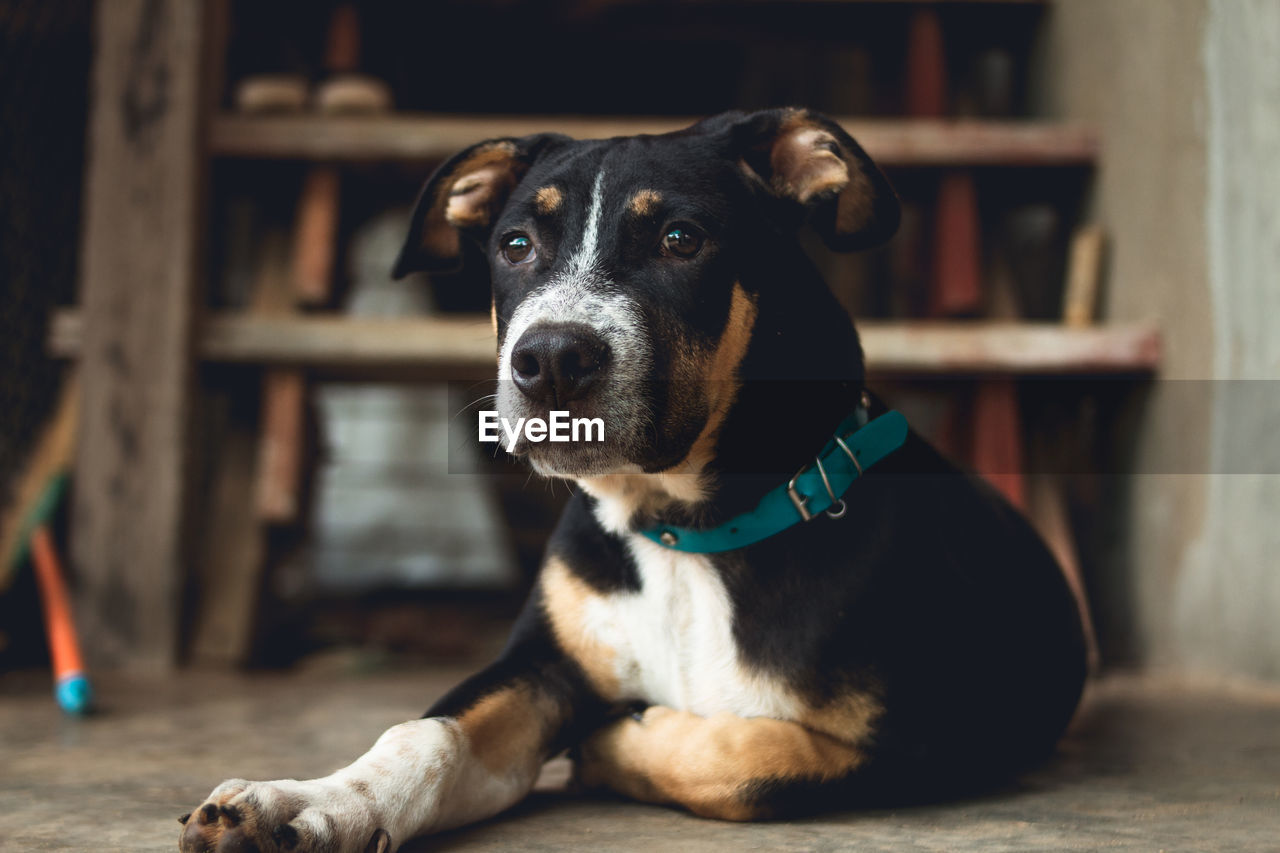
581 537 799 719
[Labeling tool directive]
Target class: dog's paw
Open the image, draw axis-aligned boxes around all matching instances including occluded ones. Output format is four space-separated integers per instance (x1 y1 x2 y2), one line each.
574 705 677 792
178 778 391 853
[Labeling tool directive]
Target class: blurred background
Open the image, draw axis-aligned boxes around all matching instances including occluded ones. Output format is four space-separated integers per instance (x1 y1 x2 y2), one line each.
1 0 1276 687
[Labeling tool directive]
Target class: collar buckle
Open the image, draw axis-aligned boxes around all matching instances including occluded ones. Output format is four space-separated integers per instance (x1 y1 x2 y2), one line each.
786 466 815 522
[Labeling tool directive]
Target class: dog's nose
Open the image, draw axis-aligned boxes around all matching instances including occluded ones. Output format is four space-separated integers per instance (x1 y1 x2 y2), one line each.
511 324 611 407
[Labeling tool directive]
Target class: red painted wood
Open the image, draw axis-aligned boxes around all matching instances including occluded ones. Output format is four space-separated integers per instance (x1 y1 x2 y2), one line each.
971 379 1026 509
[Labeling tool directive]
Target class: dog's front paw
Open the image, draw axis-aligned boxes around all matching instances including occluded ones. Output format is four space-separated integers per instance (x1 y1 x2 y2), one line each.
178 778 391 853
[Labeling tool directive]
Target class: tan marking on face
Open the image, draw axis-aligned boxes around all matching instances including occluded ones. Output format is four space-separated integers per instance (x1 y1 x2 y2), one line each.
576 283 757 518
577 706 867 821
490 298 499 338
457 683 557 775
664 283 759 496
627 189 662 216
698 283 758 442
534 185 563 214
541 557 621 698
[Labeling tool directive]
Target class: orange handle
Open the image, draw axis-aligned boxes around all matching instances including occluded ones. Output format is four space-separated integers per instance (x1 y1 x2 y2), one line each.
30 524 86 679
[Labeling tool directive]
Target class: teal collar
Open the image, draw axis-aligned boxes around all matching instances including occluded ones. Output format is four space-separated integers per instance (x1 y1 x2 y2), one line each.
639 406 909 554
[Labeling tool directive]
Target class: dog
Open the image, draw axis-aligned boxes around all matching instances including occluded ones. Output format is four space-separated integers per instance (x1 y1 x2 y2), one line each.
179 108 1087 853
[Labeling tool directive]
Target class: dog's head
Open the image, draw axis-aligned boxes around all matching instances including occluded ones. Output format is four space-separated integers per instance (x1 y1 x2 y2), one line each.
395 108 899 481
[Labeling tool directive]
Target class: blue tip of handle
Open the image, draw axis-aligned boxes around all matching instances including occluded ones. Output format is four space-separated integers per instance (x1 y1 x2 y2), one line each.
55 673 93 715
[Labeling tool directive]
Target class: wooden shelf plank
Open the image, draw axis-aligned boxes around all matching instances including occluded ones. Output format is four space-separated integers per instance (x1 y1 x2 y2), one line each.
209 115 1098 167
695 0 1046 3
50 311 1159 377
857 320 1161 375
614 1 1046 5
668 0 1047 4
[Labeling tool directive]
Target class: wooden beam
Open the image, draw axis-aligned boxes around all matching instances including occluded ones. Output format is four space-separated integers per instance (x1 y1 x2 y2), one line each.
190 416 265 666
51 312 1161 377
209 115 1098 167
51 312 486 371
621 0 1045 5
858 321 1161 375
616 0 1045 5
72 0 211 671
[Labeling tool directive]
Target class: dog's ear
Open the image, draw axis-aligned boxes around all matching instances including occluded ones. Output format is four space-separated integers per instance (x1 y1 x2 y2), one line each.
726 108 901 251
392 133 570 278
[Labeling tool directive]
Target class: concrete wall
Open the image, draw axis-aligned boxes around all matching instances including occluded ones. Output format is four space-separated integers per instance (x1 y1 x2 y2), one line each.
1183 0 1280 679
1033 0 1280 680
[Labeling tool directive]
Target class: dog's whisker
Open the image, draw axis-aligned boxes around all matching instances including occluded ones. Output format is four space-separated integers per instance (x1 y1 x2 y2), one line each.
453 393 499 421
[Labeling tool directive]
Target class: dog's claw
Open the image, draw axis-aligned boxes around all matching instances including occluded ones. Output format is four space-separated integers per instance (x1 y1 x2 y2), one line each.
271 823 299 849
363 829 391 853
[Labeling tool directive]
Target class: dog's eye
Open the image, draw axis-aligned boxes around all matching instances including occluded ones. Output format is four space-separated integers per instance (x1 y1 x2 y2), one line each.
660 224 704 259
501 233 536 265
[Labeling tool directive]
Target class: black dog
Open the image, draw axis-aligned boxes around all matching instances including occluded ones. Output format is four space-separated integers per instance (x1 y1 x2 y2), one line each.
180 108 1086 853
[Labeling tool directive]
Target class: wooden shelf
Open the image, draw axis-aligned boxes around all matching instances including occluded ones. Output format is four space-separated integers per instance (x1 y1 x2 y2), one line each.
209 115 1098 167
610 1 1046 5
51 312 1159 379
856 321 1160 375
660 0 1047 4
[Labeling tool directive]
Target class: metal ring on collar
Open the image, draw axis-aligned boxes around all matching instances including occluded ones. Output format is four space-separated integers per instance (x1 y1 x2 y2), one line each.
833 435 863 477
813 455 847 520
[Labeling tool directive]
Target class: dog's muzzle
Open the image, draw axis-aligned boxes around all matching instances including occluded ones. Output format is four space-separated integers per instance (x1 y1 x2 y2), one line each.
495 277 651 476
510 322 612 408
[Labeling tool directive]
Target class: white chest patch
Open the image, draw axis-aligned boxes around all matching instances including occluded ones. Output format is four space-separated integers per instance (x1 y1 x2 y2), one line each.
579 533 801 720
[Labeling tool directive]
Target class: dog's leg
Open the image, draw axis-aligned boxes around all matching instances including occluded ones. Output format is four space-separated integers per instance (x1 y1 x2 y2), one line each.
575 706 867 821
180 618 604 852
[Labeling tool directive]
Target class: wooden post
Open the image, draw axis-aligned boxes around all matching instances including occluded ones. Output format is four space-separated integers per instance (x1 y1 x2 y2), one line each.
72 0 213 671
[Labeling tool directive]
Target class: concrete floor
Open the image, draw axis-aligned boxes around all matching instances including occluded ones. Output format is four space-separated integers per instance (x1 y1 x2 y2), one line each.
2 663 1278 852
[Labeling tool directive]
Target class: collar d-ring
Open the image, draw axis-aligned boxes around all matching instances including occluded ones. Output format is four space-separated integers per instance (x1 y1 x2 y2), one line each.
813 454 848 519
